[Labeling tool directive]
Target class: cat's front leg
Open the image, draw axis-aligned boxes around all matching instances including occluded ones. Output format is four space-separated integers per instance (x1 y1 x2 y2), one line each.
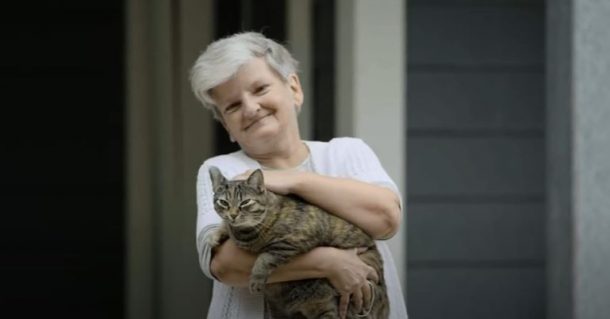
249 252 285 294
206 223 230 248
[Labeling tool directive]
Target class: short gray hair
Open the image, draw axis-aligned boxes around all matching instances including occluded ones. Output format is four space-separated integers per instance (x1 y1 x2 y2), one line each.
190 32 299 119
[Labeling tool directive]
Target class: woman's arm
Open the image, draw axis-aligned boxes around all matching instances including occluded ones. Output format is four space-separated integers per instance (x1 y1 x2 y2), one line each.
292 172 401 240
210 238 378 288
211 239 376 317
239 170 401 240
211 238 376 317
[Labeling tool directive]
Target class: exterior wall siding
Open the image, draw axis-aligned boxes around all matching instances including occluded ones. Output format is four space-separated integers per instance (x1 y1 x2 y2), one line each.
406 1 546 318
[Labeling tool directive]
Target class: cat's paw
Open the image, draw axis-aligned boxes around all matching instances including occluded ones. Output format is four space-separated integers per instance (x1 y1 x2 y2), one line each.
248 277 266 295
206 229 227 248
205 233 220 248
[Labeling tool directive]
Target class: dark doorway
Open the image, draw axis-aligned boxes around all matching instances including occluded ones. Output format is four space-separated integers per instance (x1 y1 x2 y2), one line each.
0 1 125 318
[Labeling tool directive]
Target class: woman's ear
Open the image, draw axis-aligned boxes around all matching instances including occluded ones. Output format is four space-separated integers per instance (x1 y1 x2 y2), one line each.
288 73 304 109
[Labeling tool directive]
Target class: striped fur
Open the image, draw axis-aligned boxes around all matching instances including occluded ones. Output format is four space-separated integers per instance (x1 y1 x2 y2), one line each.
208 167 389 319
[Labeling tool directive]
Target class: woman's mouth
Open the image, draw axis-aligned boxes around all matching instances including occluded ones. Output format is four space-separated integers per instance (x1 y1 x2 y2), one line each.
244 114 270 131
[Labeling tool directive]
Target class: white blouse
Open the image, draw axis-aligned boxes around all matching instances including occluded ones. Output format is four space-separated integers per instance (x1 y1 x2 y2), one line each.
196 137 408 319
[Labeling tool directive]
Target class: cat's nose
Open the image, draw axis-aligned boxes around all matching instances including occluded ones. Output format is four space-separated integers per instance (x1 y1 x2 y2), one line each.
228 210 238 221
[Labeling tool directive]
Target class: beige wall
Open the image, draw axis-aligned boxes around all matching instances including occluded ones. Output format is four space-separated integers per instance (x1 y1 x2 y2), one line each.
126 0 214 318
336 0 406 285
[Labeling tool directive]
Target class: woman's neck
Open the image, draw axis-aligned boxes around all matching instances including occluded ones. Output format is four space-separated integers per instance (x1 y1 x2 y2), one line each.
245 137 309 170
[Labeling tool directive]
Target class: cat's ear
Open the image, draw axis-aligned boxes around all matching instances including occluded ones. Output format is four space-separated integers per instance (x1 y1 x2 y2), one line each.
209 166 227 192
246 169 265 192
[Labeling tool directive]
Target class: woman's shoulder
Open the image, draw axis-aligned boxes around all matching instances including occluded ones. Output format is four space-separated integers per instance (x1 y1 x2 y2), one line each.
306 137 376 175
198 150 258 179
307 136 369 153
202 151 242 167
306 137 375 163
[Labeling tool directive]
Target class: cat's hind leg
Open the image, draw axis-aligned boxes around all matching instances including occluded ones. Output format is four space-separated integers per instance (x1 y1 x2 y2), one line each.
300 305 339 319
295 284 340 319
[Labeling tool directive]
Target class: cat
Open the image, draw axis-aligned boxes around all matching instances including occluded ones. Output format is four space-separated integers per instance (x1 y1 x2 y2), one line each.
207 166 389 319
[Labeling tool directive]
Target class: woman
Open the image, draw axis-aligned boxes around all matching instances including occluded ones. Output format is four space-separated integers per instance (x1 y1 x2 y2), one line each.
191 32 408 319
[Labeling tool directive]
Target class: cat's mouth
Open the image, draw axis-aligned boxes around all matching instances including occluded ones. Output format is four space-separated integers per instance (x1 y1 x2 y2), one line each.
228 217 261 228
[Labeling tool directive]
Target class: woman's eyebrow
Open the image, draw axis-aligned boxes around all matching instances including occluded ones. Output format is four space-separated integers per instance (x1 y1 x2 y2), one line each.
249 79 267 89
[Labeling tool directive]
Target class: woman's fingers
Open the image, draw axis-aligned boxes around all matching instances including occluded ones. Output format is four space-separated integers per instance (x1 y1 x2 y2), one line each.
233 169 297 195
351 285 363 314
233 170 253 180
362 280 373 313
356 246 368 254
324 247 383 318
366 265 379 284
339 294 350 319
355 247 379 284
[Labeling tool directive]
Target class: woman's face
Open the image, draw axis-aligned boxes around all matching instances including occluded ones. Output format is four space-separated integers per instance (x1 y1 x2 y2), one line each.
211 57 303 151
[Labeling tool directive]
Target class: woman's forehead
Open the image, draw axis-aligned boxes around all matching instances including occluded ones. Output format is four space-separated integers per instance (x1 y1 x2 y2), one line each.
211 58 280 99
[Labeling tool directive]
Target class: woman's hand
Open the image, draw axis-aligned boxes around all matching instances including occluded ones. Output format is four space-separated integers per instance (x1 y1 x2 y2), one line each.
321 247 379 319
210 239 256 286
235 169 301 195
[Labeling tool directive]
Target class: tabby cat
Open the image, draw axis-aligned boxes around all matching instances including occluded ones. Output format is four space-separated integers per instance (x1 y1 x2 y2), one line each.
207 166 389 319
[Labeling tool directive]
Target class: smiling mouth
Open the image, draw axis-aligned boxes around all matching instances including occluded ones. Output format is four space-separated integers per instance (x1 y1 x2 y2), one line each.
244 114 271 131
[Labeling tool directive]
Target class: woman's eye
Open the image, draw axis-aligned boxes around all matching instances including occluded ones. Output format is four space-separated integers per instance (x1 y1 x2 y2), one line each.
225 103 240 114
216 199 229 208
240 199 254 208
254 85 269 95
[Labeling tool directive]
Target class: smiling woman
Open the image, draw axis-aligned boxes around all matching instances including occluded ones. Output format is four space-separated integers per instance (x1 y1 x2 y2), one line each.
190 32 407 319
210 57 304 160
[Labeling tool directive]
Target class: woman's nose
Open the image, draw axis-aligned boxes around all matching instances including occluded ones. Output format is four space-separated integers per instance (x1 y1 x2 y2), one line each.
242 96 260 118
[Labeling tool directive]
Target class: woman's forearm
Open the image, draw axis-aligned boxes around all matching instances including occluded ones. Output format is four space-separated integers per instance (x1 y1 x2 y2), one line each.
267 246 330 283
234 170 402 240
211 239 331 287
211 239 375 299
290 172 402 240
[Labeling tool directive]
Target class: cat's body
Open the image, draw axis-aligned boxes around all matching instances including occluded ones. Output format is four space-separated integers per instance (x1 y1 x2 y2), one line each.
207 167 389 319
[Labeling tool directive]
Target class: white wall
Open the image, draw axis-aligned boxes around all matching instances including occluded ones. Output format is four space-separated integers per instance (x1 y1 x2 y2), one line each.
335 0 407 286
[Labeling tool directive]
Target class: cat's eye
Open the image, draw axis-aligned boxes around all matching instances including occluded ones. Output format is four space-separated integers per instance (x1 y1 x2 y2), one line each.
216 199 229 209
239 199 255 208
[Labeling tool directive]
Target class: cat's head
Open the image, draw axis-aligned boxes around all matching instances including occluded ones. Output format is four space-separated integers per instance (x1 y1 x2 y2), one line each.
208 166 269 227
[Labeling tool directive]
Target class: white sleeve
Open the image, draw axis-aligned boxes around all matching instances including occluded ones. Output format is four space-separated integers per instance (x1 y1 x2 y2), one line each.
195 161 223 280
333 138 403 208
